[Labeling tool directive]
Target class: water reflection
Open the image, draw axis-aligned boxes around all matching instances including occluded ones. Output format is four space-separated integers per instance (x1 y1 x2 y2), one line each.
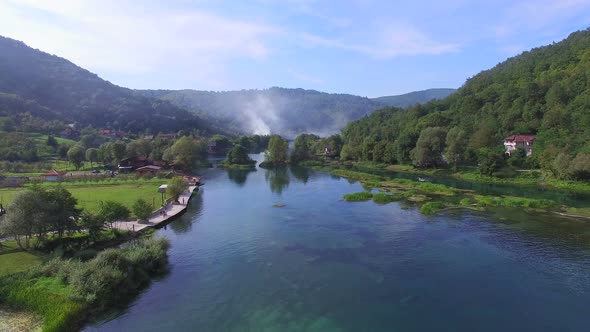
290 166 312 184
169 192 204 234
265 167 290 195
227 168 256 187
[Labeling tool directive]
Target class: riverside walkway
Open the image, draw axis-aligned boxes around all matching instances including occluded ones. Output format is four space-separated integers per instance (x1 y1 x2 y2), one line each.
111 185 197 232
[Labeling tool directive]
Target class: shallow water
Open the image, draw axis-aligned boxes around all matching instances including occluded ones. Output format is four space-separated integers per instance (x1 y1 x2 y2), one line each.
86 157 590 331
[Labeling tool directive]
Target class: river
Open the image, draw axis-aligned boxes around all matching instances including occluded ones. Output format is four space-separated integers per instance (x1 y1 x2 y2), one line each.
85 155 590 331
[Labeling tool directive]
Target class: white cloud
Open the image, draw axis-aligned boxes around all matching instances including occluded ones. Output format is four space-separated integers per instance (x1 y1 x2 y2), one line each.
0 0 280 87
301 22 459 59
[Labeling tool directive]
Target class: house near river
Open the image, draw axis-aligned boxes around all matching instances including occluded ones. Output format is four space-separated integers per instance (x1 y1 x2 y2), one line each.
504 135 535 156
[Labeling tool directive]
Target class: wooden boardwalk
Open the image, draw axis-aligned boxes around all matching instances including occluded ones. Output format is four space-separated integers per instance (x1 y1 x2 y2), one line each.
111 185 197 232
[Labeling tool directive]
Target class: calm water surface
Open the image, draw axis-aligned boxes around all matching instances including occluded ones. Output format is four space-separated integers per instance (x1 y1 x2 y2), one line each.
86 156 590 331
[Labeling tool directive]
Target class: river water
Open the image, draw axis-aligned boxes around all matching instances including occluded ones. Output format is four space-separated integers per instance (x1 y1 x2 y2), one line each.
86 156 590 331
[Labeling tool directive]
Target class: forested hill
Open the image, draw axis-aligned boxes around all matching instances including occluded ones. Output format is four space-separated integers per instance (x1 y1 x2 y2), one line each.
340 29 590 178
0 36 219 134
372 88 456 108
139 87 455 137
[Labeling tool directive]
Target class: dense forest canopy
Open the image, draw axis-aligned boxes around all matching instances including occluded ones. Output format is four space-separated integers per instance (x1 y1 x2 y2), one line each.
139 87 455 137
0 36 220 134
340 29 590 179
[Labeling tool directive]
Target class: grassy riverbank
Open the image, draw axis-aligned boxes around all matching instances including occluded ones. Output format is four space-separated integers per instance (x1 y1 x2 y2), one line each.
0 180 163 215
0 236 169 332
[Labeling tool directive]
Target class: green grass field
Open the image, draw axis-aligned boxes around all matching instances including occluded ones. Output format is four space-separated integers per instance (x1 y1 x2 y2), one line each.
0 182 164 215
0 241 44 277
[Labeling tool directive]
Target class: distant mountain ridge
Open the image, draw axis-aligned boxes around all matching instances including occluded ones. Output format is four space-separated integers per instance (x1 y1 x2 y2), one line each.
140 87 455 137
0 36 220 134
372 88 456 108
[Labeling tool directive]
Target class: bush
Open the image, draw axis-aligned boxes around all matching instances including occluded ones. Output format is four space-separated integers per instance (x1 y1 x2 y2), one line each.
420 202 447 215
0 237 170 331
459 198 472 206
132 198 153 221
97 200 130 224
372 192 402 204
343 191 374 201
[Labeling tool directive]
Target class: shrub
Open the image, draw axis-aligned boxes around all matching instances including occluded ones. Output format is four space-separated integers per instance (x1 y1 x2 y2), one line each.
132 198 153 221
343 191 373 202
372 192 402 204
459 198 472 206
420 202 447 215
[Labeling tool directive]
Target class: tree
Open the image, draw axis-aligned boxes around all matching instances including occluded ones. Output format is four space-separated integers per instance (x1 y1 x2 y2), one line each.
167 177 188 202
40 186 80 239
570 153 590 180
58 144 69 159
0 191 44 249
132 198 153 222
412 127 447 168
127 139 153 158
111 141 127 164
86 148 99 169
97 201 130 228
68 145 85 170
444 127 467 171
507 148 527 168
170 136 201 170
477 147 506 176
265 135 288 165
0 187 79 249
290 134 319 163
78 211 106 242
46 135 58 150
226 144 254 165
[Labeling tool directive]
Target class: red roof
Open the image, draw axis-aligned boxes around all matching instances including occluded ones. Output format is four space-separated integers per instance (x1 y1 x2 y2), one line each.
504 135 535 143
44 170 65 176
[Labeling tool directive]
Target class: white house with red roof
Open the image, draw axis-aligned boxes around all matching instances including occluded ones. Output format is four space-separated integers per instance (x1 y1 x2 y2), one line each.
504 135 535 156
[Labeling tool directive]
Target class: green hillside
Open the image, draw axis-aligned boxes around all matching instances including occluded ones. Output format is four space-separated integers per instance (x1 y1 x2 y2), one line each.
340 29 590 180
0 36 219 135
372 88 456 108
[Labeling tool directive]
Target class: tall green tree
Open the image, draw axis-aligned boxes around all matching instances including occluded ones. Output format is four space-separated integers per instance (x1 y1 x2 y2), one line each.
111 141 127 164
226 144 254 165
444 127 467 171
290 134 319 163
412 127 447 168
85 148 99 169
167 177 188 202
170 136 203 170
68 145 85 170
265 135 289 165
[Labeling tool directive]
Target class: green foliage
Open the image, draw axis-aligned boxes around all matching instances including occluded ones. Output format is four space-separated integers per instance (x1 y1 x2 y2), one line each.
372 192 402 204
132 198 153 221
111 141 127 164
474 195 557 209
339 29 590 179
264 135 289 165
412 127 447 168
169 137 205 170
225 144 255 165
331 169 384 182
290 134 320 163
0 237 170 332
0 36 217 134
419 202 447 216
167 176 188 202
0 186 80 249
97 200 130 224
343 191 373 202
67 145 85 170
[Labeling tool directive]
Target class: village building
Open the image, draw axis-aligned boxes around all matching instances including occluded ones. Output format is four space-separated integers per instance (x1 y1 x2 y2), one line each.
43 170 65 182
135 165 162 176
118 156 149 172
158 133 177 140
504 135 535 156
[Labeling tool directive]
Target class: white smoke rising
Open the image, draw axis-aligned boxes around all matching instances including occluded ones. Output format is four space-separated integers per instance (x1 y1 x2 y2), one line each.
241 93 281 135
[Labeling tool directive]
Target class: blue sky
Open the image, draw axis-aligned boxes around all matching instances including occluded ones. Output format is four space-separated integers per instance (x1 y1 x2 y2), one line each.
1 0 590 97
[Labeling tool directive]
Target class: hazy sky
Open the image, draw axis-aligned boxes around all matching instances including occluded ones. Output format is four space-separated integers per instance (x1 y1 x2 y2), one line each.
1 0 589 97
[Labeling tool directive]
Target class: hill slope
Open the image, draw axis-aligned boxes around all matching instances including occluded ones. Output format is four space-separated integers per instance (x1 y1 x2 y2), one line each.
372 88 456 108
0 36 218 134
340 28 590 177
141 87 456 137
